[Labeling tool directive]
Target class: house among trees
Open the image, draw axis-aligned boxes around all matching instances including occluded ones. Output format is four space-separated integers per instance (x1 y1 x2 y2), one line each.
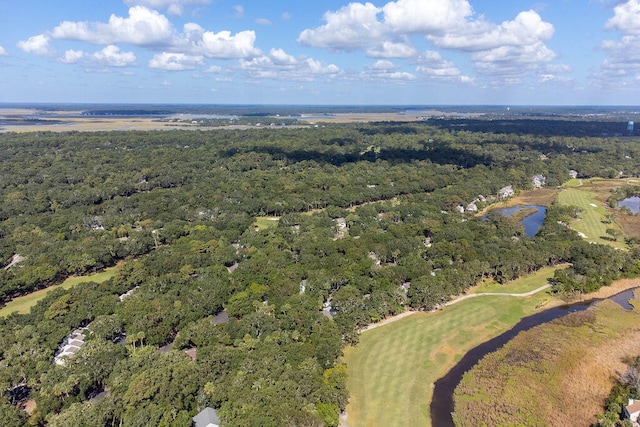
498 185 515 199
624 398 640 424
193 407 221 427
531 174 546 188
54 328 87 366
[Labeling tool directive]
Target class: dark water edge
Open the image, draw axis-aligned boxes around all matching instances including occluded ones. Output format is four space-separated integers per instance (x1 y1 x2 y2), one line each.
494 205 546 237
430 288 637 427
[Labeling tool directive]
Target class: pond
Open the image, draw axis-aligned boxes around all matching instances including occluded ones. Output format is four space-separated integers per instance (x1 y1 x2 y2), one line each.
430 288 637 426
619 196 640 214
492 205 547 237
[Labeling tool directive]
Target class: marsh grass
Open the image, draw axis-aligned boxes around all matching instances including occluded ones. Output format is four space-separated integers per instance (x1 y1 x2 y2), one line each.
453 299 640 427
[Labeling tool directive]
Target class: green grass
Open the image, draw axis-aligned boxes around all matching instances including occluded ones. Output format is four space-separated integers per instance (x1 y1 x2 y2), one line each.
342 268 558 427
252 216 280 231
0 266 117 317
557 187 627 249
563 178 583 188
468 265 562 295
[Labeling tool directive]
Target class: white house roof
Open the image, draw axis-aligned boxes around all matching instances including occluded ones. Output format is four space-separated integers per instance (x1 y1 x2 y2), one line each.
193 407 220 427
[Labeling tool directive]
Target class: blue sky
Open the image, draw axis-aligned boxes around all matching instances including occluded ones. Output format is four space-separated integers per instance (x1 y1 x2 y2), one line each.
1 0 639 105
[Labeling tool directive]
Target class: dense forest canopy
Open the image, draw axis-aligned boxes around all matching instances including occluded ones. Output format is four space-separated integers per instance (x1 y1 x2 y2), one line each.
1 119 640 426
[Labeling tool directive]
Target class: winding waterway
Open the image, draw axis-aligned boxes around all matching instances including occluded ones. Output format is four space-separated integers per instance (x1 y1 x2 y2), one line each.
430 288 637 426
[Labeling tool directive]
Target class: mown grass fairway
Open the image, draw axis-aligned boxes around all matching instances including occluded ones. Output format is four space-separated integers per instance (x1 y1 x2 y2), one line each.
563 178 583 187
342 267 558 427
252 216 280 231
0 266 117 317
557 185 627 249
467 265 567 295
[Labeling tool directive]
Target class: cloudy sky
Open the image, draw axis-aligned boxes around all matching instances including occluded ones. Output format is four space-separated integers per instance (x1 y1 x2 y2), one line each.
1 0 640 105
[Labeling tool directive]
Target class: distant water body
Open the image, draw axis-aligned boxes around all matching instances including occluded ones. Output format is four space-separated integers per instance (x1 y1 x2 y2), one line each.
4 103 640 117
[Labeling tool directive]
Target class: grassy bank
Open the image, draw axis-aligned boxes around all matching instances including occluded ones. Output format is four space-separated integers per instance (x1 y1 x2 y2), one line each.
342 267 559 427
0 266 117 317
453 292 640 426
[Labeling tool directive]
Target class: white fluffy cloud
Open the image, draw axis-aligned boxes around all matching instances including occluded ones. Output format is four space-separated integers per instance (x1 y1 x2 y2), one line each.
0 46 8 56
92 45 137 66
181 24 261 58
360 60 416 81
299 1 558 84
239 48 340 81
26 6 260 65
59 49 85 63
367 39 418 58
51 6 174 46
604 0 640 35
415 50 472 83
427 10 554 52
471 42 555 65
597 0 640 86
58 45 136 66
17 34 54 56
149 52 204 70
383 0 473 33
298 2 386 51
49 6 259 59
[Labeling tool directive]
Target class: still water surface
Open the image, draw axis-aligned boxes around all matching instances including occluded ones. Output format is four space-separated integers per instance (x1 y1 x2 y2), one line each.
619 196 640 214
493 205 547 237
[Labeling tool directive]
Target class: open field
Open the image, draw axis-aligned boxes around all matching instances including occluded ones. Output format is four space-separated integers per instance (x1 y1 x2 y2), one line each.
453 293 640 426
342 267 559 427
557 184 627 249
0 266 117 317
252 216 280 231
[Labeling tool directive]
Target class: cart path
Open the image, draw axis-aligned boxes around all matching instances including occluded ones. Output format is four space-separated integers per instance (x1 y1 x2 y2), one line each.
360 284 552 333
